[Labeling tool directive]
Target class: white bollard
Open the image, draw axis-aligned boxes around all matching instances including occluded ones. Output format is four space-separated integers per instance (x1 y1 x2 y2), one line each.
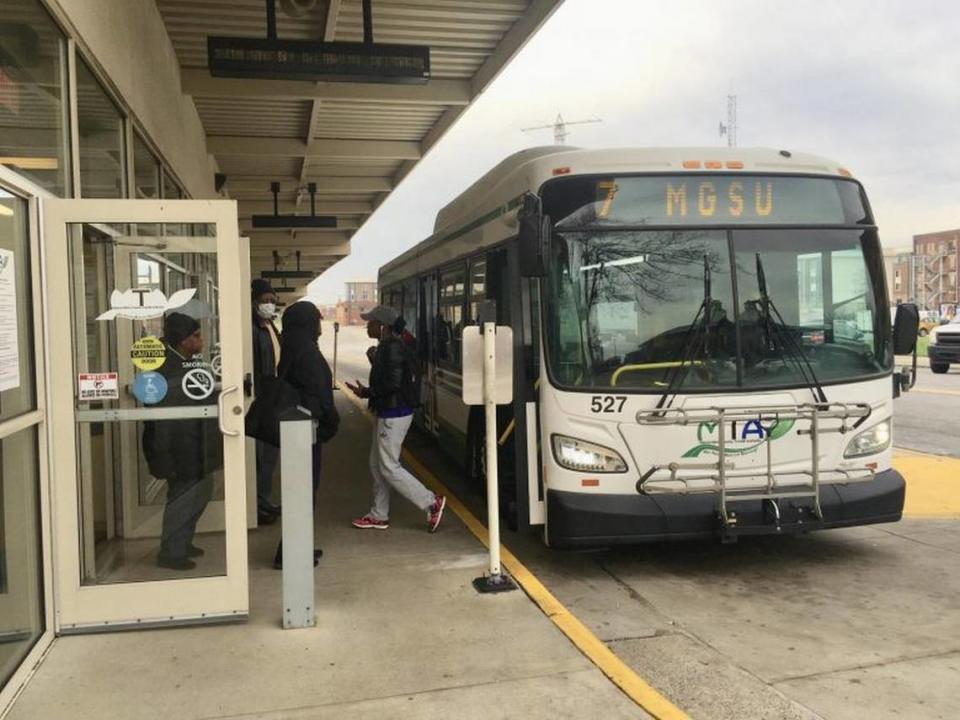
280 408 315 628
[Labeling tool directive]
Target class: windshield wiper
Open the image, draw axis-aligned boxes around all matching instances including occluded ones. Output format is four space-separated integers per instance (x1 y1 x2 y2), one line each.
755 253 828 405
655 255 713 411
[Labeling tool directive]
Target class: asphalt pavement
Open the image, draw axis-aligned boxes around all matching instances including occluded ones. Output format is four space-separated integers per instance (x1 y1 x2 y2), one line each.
892 364 960 458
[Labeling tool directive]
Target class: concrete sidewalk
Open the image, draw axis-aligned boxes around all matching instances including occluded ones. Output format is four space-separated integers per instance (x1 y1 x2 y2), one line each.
8 395 646 720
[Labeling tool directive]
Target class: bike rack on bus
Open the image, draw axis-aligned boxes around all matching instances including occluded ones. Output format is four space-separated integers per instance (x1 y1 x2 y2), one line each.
634 403 876 534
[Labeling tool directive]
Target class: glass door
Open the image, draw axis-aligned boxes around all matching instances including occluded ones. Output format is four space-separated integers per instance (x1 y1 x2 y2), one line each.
42 199 247 631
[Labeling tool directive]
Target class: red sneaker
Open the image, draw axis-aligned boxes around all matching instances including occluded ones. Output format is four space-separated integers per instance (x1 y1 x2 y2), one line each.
427 495 446 533
351 515 389 530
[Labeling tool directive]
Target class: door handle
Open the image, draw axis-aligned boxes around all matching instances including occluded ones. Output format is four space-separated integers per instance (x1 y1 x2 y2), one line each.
218 384 241 437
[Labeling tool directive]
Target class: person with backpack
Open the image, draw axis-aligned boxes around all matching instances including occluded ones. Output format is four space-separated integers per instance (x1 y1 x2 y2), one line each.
272 300 339 569
346 305 445 533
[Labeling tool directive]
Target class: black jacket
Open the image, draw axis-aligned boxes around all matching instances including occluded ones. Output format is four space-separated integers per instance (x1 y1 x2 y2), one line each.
368 334 418 413
252 317 278 393
282 346 339 443
143 346 223 480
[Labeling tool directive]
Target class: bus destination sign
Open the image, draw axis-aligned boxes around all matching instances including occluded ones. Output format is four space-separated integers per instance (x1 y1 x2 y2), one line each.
548 175 865 227
207 37 431 84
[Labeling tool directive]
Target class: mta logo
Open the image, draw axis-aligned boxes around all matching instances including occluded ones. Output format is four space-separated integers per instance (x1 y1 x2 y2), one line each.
684 418 795 457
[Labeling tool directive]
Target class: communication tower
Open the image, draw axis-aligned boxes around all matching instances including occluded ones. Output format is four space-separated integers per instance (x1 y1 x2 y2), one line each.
522 113 602 145
718 94 738 147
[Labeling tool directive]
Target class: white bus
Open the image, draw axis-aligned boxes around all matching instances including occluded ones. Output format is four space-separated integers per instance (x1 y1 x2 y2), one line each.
379 147 920 547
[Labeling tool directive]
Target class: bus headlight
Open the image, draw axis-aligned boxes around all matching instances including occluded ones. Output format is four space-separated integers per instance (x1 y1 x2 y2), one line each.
551 434 628 473
844 420 891 458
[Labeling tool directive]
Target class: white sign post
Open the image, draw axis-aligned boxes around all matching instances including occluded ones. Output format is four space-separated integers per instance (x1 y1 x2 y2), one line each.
462 301 517 594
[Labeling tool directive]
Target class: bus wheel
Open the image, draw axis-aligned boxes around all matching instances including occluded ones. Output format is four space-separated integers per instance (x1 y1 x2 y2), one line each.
931 362 950 374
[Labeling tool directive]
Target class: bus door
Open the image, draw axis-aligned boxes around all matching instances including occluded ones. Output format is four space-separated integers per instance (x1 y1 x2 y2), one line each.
419 273 439 435
519 273 545 527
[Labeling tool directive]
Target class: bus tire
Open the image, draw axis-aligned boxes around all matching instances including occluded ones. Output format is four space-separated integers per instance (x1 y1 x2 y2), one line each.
931 362 950 374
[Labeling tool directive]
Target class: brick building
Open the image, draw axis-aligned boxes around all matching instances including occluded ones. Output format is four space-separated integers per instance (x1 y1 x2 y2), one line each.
911 229 959 314
334 281 379 326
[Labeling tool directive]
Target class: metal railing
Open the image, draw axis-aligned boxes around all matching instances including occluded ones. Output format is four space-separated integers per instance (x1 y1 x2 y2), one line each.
634 402 876 529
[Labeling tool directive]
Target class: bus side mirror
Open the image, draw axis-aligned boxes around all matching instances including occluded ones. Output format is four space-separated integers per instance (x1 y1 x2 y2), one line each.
518 192 546 277
892 303 919 355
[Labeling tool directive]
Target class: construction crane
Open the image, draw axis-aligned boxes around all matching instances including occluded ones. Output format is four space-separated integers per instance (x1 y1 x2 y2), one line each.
522 112 602 145
718 94 738 147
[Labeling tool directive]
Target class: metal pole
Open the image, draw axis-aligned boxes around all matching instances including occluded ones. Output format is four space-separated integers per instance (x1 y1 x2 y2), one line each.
362 0 373 45
280 409 315 629
265 0 277 40
332 321 340 389
483 318 501 577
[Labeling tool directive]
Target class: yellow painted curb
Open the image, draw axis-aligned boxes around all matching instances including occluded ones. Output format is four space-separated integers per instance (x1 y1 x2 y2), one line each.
341 389 688 720
893 451 960 518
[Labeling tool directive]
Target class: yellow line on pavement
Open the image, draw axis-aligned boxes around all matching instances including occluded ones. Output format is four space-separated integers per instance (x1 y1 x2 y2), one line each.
912 387 960 397
893 450 960 518
341 389 688 720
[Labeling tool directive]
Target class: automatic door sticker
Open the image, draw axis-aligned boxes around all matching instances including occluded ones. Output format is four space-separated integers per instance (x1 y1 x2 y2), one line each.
132 372 168 405
97 288 195 321
182 367 215 400
131 336 166 371
77 372 119 401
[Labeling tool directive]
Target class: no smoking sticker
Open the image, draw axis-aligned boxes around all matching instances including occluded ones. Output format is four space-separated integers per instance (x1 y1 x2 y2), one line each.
131 336 166 371
182 367 215 400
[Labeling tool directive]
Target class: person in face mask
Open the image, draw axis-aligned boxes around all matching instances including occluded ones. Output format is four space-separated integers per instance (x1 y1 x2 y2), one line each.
251 279 282 523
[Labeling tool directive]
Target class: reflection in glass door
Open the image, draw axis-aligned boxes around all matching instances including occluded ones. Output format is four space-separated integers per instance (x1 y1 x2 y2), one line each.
70 223 228 583
43 198 247 631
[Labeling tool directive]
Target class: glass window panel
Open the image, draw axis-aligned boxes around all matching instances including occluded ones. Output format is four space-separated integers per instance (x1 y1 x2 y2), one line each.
0 0 68 195
545 229 734 389
77 59 124 199
0 426 45 691
133 133 159 200
69 223 226 584
161 170 182 200
0 190 36 421
438 266 465 368
734 229 889 386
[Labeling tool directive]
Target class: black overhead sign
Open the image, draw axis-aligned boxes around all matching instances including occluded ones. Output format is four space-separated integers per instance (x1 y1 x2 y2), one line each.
207 37 430 84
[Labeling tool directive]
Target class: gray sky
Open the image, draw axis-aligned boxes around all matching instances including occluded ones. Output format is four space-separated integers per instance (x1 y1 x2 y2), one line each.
309 0 960 303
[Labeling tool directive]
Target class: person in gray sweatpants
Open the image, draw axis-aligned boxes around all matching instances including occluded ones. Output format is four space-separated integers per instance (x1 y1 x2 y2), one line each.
346 305 445 532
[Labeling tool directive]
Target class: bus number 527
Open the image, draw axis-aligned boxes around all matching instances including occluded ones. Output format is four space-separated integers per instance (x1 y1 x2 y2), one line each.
591 396 627 413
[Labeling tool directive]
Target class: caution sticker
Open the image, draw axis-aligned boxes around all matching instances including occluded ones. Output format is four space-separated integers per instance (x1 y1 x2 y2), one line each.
131 336 166 371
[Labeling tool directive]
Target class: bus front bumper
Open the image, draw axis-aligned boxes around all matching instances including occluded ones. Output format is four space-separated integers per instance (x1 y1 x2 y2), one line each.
545 469 905 548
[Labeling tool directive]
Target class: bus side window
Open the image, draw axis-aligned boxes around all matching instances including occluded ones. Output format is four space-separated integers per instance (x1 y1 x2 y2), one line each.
439 265 465 368
468 257 485 324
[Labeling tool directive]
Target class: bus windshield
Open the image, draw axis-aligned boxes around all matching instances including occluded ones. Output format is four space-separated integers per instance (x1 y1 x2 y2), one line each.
541 176 892 392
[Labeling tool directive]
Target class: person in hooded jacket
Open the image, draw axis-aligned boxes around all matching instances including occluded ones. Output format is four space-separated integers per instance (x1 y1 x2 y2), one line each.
142 312 223 570
347 305 445 533
251 279 282 524
272 300 339 569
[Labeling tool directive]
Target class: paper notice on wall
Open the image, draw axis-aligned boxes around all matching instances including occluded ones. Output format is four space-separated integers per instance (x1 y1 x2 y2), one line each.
0 248 19 392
